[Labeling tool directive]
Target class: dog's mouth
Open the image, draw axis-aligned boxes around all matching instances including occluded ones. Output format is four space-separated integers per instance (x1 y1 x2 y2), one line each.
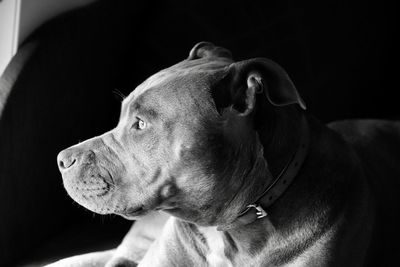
61 164 118 213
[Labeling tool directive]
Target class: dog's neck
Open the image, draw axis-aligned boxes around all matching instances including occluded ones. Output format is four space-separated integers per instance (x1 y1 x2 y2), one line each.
206 107 306 229
259 106 304 178
193 109 364 266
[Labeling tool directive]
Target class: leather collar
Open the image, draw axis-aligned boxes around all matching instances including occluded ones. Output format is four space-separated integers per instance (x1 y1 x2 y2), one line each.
232 115 310 227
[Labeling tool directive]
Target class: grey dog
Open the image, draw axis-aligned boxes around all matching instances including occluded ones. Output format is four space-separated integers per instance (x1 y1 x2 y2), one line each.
53 42 400 266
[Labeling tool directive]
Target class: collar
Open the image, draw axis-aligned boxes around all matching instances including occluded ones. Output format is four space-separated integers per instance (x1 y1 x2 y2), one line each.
232 115 310 228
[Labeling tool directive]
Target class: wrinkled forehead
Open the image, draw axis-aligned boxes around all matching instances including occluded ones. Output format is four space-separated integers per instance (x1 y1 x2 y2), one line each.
121 58 231 118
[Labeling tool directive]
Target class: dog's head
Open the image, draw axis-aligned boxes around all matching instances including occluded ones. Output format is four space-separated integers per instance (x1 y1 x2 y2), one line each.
57 42 305 226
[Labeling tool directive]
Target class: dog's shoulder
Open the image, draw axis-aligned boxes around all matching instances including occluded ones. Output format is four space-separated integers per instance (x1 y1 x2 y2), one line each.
326 119 400 265
327 118 400 148
327 118 400 186
327 119 400 266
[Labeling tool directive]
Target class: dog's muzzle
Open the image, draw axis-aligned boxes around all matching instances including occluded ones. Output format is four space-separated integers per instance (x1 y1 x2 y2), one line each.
57 147 115 213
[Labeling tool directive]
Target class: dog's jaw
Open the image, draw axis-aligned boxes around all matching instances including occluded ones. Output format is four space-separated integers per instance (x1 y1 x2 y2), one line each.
62 174 115 214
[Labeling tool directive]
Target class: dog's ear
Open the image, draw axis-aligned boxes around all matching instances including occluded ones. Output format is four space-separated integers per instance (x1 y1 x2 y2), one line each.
188 42 233 60
213 58 306 116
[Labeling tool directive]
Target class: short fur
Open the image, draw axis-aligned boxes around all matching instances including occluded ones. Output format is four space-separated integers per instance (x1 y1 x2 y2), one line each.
50 43 400 267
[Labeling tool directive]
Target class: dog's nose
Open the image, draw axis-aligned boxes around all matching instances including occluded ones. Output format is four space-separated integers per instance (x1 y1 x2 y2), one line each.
57 149 78 171
57 148 96 171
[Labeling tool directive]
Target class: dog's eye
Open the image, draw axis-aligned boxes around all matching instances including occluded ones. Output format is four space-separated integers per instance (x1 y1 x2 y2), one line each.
138 119 146 130
133 118 146 130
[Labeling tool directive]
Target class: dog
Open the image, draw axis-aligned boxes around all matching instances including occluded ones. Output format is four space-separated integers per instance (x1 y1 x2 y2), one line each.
51 42 400 266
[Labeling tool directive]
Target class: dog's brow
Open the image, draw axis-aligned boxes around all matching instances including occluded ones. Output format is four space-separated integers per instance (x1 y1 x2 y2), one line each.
142 107 158 119
129 102 159 120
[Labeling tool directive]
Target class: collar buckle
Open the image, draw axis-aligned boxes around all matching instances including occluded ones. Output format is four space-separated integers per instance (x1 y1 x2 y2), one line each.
247 204 267 219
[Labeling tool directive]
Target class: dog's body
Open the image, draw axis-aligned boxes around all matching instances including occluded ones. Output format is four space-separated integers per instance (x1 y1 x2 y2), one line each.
51 43 400 267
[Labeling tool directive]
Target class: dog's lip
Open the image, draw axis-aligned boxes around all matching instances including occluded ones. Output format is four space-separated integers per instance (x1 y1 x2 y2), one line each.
102 168 114 186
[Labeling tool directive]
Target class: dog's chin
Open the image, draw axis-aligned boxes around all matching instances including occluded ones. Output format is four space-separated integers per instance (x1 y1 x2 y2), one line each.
118 212 148 220
116 206 150 220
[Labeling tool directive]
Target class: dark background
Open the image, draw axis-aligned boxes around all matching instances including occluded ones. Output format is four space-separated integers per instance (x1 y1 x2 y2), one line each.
0 0 398 265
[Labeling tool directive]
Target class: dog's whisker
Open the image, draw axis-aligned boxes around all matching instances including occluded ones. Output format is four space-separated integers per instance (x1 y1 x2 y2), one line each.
112 89 126 102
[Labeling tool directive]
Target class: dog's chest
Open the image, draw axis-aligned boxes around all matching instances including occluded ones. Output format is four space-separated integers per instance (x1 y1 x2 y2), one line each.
198 227 233 267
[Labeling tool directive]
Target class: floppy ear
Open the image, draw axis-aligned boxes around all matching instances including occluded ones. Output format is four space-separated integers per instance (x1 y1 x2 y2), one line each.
214 58 306 116
188 42 233 60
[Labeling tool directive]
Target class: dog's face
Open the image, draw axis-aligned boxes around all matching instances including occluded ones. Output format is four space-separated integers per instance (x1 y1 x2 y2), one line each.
58 42 305 226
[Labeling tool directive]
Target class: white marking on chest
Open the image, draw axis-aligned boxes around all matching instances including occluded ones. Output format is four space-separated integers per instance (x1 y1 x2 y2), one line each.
198 227 233 267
